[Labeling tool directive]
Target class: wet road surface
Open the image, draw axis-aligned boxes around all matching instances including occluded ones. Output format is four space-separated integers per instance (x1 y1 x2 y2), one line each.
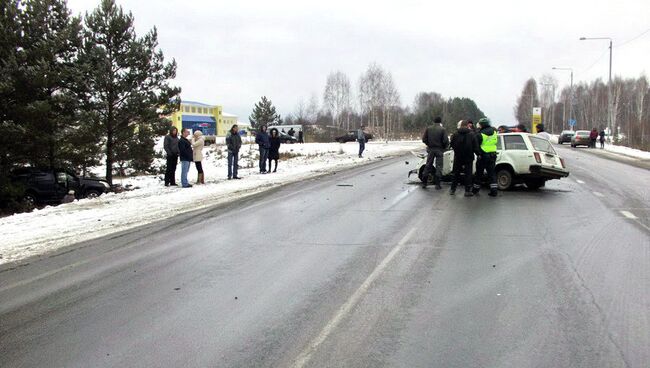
1 144 648 367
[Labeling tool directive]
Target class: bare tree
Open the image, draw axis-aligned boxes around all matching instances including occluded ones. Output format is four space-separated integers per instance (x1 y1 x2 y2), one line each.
323 71 351 128
306 93 320 125
514 78 540 128
294 97 307 124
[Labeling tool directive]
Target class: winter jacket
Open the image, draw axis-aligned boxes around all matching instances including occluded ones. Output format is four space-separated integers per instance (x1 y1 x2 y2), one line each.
192 131 204 162
590 130 599 139
450 128 479 163
536 131 551 141
269 136 281 159
226 131 242 151
422 124 449 150
179 136 193 162
256 130 271 149
599 131 606 140
164 134 179 157
357 129 365 141
475 126 497 155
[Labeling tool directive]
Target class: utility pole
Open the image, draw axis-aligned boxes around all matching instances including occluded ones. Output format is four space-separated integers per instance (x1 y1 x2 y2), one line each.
552 67 573 130
580 36 613 141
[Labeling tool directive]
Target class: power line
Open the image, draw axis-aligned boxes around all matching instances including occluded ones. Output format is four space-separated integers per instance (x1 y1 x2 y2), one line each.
579 49 608 74
616 27 650 48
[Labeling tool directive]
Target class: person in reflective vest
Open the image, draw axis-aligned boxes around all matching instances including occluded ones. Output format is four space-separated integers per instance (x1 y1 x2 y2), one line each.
473 117 499 197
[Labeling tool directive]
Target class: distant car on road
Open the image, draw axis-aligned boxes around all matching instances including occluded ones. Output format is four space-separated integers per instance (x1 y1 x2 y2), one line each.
557 130 575 144
571 130 591 147
10 167 111 206
335 131 373 143
409 132 569 190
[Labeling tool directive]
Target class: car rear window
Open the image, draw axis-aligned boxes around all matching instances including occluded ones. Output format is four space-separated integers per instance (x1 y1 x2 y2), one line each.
576 131 590 136
503 135 528 150
529 136 556 154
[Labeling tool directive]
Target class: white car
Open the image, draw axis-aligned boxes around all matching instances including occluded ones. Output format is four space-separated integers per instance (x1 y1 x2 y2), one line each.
408 133 570 190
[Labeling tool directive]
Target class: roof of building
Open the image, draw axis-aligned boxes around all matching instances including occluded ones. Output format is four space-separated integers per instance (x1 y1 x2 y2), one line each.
222 112 238 118
182 100 215 107
182 115 217 123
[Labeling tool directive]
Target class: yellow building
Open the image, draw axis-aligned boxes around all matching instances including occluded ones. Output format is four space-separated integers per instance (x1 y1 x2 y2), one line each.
220 113 238 136
170 100 223 136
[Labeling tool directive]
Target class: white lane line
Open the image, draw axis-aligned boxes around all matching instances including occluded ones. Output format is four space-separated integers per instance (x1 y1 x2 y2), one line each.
620 211 638 219
593 191 604 197
576 179 585 184
291 226 417 368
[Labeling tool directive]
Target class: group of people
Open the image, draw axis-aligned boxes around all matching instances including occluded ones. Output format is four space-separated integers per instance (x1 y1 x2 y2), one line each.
163 123 286 188
163 127 205 188
590 128 607 149
421 117 500 197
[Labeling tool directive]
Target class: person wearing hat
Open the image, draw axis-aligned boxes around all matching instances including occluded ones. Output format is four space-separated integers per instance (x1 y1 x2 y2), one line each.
473 117 498 197
450 120 480 196
421 116 449 189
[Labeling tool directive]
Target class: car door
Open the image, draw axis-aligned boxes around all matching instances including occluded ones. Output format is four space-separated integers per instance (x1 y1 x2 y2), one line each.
502 135 532 174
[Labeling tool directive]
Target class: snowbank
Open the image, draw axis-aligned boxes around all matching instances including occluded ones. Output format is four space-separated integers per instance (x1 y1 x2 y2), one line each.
551 134 650 160
0 141 419 265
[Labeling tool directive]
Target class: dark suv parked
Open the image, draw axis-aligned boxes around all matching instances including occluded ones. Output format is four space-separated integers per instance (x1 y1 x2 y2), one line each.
335 131 373 143
10 168 110 205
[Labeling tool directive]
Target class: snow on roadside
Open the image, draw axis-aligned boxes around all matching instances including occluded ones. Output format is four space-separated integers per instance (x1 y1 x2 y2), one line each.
0 141 420 265
551 134 650 160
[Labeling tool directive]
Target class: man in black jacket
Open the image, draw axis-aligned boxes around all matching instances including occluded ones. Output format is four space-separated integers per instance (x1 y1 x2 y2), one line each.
226 125 242 179
163 127 179 186
178 128 193 188
421 116 449 189
450 120 480 196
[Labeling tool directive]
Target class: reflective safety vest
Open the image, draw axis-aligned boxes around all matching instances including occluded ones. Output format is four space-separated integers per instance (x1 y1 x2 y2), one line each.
481 132 498 153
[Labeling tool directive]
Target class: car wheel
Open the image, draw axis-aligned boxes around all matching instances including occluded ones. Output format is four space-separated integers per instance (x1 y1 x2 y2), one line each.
85 190 101 199
496 168 513 190
23 193 36 207
525 179 545 190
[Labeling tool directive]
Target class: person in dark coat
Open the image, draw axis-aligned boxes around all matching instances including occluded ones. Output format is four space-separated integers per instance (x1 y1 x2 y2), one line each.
163 127 179 186
298 129 304 143
268 128 281 173
599 129 606 149
178 128 193 188
357 125 366 158
421 116 449 189
288 127 295 137
255 125 271 173
450 120 480 196
590 128 598 148
473 118 498 197
226 125 242 179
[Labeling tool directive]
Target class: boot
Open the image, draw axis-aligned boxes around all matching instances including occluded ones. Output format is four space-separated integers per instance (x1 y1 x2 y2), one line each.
449 186 456 195
199 173 205 184
434 178 442 190
464 190 474 197
196 173 201 185
489 188 498 197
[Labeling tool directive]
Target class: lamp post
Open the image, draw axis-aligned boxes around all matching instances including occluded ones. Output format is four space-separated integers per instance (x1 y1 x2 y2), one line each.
541 83 555 133
552 67 573 130
580 36 613 141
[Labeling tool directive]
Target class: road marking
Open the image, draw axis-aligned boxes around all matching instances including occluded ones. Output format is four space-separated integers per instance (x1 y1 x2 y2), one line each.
620 210 638 219
593 191 604 197
291 227 417 368
576 179 585 184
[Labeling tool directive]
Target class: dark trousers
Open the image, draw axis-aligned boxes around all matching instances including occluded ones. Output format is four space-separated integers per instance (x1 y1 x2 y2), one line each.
228 150 239 178
358 139 365 157
195 161 203 174
473 153 497 192
600 139 605 149
423 148 443 184
590 138 597 148
165 154 178 185
451 159 473 192
259 147 269 172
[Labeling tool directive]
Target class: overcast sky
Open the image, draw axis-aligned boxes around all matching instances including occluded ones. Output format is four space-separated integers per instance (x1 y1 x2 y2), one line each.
67 0 650 124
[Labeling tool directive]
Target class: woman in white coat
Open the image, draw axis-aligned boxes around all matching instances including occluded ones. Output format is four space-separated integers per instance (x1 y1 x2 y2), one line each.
192 130 205 184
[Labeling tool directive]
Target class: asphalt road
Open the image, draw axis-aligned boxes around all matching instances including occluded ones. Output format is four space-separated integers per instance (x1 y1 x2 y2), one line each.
1 145 648 368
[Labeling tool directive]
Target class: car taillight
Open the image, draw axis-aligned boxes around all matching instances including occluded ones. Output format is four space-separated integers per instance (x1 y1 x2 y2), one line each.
560 158 566 168
534 152 541 163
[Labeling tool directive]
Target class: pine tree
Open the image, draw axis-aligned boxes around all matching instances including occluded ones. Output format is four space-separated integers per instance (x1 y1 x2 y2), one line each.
14 0 85 169
79 0 180 184
249 96 279 128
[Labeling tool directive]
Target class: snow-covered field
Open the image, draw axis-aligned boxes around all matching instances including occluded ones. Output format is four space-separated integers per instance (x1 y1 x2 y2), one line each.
0 141 420 265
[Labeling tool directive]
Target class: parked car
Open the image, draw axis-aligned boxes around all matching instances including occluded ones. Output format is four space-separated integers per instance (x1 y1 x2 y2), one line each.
10 167 111 205
278 131 297 144
558 130 575 144
571 130 591 147
335 131 373 143
408 133 569 190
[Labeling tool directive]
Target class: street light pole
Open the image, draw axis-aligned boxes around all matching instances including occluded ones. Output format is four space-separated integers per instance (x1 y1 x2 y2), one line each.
552 67 574 130
580 36 613 141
